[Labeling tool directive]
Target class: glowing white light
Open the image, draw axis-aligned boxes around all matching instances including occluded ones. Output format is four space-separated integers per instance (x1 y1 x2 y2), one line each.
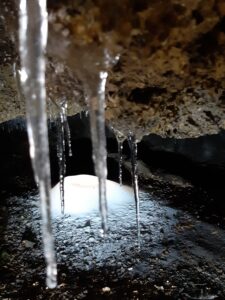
19 69 28 83
51 175 134 217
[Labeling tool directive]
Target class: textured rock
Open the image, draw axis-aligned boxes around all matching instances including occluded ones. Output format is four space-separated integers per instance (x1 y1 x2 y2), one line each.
1 0 225 139
0 3 25 122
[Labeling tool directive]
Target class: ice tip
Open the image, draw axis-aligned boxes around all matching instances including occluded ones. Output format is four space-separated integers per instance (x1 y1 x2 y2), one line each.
46 265 57 289
99 226 108 238
46 277 57 289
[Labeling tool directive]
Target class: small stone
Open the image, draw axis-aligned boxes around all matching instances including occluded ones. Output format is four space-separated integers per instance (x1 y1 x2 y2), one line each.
88 237 95 243
165 280 170 286
154 285 164 291
84 220 91 227
102 287 111 293
22 240 35 248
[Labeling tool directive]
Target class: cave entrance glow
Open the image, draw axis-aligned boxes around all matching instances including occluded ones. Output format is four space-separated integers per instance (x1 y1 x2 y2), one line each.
51 175 134 217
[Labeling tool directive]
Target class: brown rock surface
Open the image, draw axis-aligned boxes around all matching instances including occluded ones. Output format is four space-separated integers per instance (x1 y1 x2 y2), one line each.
1 0 225 139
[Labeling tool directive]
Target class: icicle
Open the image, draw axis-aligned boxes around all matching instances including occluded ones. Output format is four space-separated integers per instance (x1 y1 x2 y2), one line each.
58 99 73 214
64 117 73 157
127 132 141 249
47 99 53 129
113 129 126 186
87 71 108 234
13 62 23 104
118 141 123 186
52 98 72 214
18 0 57 288
57 105 66 215
47 96 58 131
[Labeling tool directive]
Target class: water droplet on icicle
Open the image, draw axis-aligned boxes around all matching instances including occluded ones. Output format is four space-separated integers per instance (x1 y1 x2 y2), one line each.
87 71 108 234
127 132 141 249
18 0 57 288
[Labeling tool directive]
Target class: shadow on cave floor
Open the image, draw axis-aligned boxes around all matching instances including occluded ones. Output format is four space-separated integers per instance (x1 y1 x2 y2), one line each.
1 115 225 299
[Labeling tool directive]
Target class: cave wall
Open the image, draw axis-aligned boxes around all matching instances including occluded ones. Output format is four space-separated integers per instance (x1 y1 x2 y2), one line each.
1 0 225 139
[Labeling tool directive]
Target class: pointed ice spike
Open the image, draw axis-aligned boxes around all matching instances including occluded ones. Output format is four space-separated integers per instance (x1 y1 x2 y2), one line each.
118 140 123 186
113 130 126 186
127 132 141 249
51 98 72 214
57 108 66 214
18 0 57 288
87 71 108 234
60 98 72 157
111 128 125 185
64 116 73 157
13 62 24 105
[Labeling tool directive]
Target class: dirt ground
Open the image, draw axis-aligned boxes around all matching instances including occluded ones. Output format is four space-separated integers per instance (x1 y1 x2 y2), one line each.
1 117 225 299
1 171 225 299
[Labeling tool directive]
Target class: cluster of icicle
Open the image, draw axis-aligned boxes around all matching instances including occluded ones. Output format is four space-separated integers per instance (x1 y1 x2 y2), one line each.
18 0 140 288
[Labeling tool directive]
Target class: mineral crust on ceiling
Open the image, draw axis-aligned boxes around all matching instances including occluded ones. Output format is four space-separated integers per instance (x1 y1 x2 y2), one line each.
1 0 225 139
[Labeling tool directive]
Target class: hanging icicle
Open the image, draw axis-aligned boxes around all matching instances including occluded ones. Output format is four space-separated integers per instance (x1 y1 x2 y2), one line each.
87 71 108 235
118 140 123 186
51 98 72 214
64 115 73 158
18 0 57 288
127 132 141 249
112 129 126 186
57 104 66 215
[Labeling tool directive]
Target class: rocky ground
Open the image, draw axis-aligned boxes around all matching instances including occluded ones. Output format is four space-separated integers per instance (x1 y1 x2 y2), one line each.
1 116 225 299
1 184 225 299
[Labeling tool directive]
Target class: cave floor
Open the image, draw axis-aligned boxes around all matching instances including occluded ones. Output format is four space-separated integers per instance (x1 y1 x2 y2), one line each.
1 183 225 300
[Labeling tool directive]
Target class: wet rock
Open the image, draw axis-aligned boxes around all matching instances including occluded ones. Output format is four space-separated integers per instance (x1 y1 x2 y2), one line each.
1 1 225 139
140 131 225 167
22 240 35 249
102 286 111 293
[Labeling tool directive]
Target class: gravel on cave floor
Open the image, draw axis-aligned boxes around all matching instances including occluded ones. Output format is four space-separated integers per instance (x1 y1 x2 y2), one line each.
1 184 225 300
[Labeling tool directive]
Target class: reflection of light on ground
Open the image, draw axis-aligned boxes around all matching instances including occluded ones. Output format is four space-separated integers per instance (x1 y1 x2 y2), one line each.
4 185 223 298
51 175 134 217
